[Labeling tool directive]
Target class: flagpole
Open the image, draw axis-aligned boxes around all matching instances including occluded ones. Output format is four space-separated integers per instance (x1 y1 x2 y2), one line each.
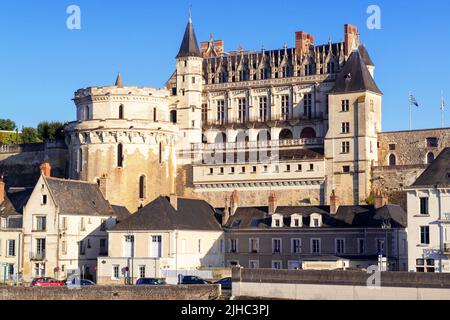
409 91 412 130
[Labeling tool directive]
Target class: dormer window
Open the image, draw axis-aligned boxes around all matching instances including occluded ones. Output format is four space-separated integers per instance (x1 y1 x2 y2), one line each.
309 213 323 228
271 214 284 228
290 214 303 228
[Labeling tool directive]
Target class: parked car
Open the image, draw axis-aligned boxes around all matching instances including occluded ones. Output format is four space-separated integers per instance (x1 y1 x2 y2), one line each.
66 279 96 287
136 278 167 286
214 277 232 290
32 277 66 287
180 275 211 285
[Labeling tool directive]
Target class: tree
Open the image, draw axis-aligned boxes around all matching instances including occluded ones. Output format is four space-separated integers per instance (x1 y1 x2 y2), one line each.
37 121 65 141
0 119 17 131
21 127 41 144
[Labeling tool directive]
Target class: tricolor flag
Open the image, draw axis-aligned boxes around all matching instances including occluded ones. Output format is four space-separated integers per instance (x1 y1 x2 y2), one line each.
409 94 419 107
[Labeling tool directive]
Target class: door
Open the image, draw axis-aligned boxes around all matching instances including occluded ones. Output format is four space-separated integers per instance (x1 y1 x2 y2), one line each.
150 236 162 258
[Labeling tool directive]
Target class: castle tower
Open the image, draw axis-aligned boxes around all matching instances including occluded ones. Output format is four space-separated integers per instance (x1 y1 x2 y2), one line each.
325 46 382 205
174 18 203 145
65 74 179 213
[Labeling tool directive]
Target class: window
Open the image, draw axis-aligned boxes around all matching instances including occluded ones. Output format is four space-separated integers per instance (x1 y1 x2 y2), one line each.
112 265 120 279
36 239 46 258
335 239 345 254
341 141 350 154
201 104 207 123
341 122 350 134
119 105 124 119
297 164 302 172
159 142 163 164
77 149 83 173
198 239 202 253
286 165 291 172
117 144 124 167
309 164 314 171
259 96 269 121
100 239 107 254
281 95 290 120
343 166 351 173
376 239 385 255
150 236 162 258
416 259 435 273
172 87 177 96
61 241 67 255
7 240 15 257
35 216 47 231
41 195 47 206
341 100 350 112
272 239 282 254
358 239 365 254
209 168 213 175
249 238 259 253
426 137 438 148
229 239 238 253
79 241 86 255
304 94 312 117
420 198 429 215
389 154 396 166
139 265 146 279
139 175 146 199
230 167 235 174
238 98 247 123
217 100 225 124
389 144 396 151
80 217 86 231
249 260 259 269
87 239 92 249
426 152 435 164
124 235 135 258
292 239 301 254
420 226 430 245
192 76 196 84
153 108 158 121
311 239 321 254
272 261 282 270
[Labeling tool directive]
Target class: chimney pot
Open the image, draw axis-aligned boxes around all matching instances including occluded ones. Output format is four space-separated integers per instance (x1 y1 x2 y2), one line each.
268 192 278 216
40 163 52 177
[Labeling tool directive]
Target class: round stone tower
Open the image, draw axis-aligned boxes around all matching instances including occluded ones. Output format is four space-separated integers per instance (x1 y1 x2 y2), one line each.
65 74 179 213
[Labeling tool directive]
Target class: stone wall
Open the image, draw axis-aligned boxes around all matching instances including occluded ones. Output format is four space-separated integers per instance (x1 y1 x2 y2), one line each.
0 285 220 301
0 141 68 188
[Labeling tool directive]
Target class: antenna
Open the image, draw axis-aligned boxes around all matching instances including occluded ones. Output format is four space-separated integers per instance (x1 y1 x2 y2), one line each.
188 3 192 23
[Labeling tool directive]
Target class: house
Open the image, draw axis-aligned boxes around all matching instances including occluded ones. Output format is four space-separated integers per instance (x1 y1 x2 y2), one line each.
222 190 408 271
406 148 450 272
96 195 224 285
22 163 120 282
0 178 32 283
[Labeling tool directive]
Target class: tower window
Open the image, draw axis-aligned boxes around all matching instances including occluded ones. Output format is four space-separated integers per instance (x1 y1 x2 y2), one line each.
117 144 124 168
389 154 396 166
77 149 83 173
139 175 146 200
159 142 163 164
170 110 177 124
192 77 196 84
153 108 158 122
119 105 124 119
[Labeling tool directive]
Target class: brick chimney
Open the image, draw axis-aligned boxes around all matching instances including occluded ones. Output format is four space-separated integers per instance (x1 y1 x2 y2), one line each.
268 192 278 215
214 40 224 55
230 190 239 216
295 31 314 56
40 163 51 177
222 196 230 226
330 190 340 215
0 176 5 204
344 24 359 56
170 194 178 211
375 191 389 209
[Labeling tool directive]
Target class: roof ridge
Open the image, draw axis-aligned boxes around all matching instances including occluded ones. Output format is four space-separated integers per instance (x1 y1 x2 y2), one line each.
44 176 98 186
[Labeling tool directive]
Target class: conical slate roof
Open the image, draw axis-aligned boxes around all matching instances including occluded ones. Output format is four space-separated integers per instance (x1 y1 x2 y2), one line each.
176 19 201 58
115 72 123 87
329 49 382 95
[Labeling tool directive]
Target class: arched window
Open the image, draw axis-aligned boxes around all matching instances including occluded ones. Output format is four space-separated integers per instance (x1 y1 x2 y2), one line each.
119 105 124 119
427 152 435 164
215 132 227 144
300 127 317 139
279 129 293 140
139 175 146 199
257 130 271 142
117 144 124 167
77 149 83 173
389 154 396 166
170 110 177 124
236 131 249 144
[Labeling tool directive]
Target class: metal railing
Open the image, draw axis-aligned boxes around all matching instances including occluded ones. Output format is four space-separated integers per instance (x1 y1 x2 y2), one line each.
203 113 324 126
29 251 46 261
192 138 324 151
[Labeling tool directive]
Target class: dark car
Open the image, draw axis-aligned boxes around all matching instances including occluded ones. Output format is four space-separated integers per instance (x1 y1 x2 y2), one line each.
136 278 167 286
214 277 232 290
180 276 211 285
66 279 96 287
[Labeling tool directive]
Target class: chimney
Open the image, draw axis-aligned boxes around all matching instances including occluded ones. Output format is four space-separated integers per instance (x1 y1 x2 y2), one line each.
170 194 178 211
222 196 230 226
214 40 224 55
98 174 109 200
295 31 314 56
0 176 5 204
230 190 238 215
375 191 389 209
40 163 51 177
268 192 277 215
200 41 209 56
344 24 359 56
330 190 340 215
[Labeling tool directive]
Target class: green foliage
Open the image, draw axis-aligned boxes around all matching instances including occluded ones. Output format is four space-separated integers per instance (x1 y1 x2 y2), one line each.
365 194 375 205
37 121 65 141
0 131 20 144
0 119 17 131
20 127 41 144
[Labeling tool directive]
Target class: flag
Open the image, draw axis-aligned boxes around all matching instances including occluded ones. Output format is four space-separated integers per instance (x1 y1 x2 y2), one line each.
409 94 419 107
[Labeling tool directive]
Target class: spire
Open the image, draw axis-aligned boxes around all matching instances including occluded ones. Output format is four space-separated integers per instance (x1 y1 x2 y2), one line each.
115 72 123 88
176 18 201 58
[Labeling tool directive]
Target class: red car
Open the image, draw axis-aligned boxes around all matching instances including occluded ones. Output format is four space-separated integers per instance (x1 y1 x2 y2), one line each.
32 277 66 287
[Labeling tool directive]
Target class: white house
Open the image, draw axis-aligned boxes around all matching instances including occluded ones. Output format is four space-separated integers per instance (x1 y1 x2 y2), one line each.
406 148 450 272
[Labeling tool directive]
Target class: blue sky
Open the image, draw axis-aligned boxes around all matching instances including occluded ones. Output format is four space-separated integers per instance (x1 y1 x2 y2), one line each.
0 0 449 131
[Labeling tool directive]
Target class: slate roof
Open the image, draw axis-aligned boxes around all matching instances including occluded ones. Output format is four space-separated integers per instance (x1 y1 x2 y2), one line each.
111 205 131 222
0 187 32 217
111 196 222 232
45 177 115 216
177 20 201 58
225 204 406 230
358 45 375 66
329 48 382 95
411 148 450 188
